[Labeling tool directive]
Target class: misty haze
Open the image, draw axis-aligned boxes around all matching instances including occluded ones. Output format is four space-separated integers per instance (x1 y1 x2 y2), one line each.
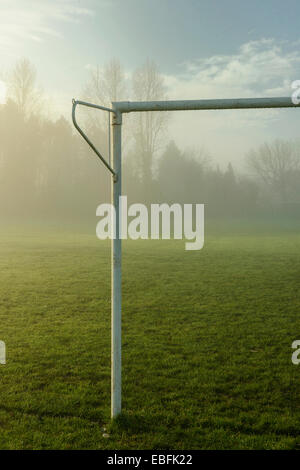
0 0 300 454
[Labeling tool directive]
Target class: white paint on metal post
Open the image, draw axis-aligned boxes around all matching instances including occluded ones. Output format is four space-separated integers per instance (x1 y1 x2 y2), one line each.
111 110 122 418
108 112 111 165
112 96 300 113
0 340 5 365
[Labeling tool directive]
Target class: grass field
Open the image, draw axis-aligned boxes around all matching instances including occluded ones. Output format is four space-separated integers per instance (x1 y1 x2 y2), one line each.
0 219 300 449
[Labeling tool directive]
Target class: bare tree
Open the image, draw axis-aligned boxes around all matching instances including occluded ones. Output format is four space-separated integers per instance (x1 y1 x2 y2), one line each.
82 59 127 202
102 59 126 104
87 58 126 104
8 58 41 118
246 139 300 202
84 58 126 127
131 60 169 192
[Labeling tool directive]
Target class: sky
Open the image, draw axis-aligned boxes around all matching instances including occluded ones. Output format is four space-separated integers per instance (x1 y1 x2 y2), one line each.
1 0 300 170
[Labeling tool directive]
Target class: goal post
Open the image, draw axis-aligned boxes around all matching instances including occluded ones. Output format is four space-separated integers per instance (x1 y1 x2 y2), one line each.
72 96 300 419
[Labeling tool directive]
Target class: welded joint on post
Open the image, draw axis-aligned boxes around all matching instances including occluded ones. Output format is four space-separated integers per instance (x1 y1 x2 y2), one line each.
111 109 122 125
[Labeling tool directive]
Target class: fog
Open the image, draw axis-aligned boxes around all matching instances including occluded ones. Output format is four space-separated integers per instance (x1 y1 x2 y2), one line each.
1 58 300 228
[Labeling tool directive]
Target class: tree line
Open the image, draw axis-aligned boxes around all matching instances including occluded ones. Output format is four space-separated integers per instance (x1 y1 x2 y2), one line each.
1 58 300 223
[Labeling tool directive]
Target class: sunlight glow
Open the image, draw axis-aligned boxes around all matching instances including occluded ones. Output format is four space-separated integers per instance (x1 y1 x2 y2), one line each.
0 80 7 104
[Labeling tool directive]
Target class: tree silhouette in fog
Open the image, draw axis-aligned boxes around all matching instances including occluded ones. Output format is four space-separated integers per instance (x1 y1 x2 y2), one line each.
1 57 300 224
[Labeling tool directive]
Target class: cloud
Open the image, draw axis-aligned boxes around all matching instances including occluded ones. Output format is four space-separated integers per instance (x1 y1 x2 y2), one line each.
161 39 300 168
0 0 94 50
165 38 300 100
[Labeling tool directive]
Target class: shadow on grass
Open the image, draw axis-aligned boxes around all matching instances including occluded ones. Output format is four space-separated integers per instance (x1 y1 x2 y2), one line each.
0 403 105 425
108 411 190 450
109 411 154 434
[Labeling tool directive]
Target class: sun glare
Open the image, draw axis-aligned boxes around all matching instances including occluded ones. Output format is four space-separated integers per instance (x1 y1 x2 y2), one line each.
0 80 7 104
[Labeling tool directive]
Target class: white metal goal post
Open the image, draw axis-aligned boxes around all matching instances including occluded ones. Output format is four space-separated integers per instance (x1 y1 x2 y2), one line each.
72 96 300 419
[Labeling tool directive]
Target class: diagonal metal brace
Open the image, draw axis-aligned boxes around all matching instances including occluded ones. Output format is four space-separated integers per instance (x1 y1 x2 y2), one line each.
72 99 117 180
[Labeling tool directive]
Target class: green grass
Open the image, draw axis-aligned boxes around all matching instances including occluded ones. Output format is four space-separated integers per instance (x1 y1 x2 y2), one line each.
0 221 300 449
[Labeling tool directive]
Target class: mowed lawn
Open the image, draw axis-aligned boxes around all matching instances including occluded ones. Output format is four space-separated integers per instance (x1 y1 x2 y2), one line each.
0 221 300 449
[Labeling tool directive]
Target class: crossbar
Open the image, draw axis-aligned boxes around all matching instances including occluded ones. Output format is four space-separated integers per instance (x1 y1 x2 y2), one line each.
113 97 300 113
